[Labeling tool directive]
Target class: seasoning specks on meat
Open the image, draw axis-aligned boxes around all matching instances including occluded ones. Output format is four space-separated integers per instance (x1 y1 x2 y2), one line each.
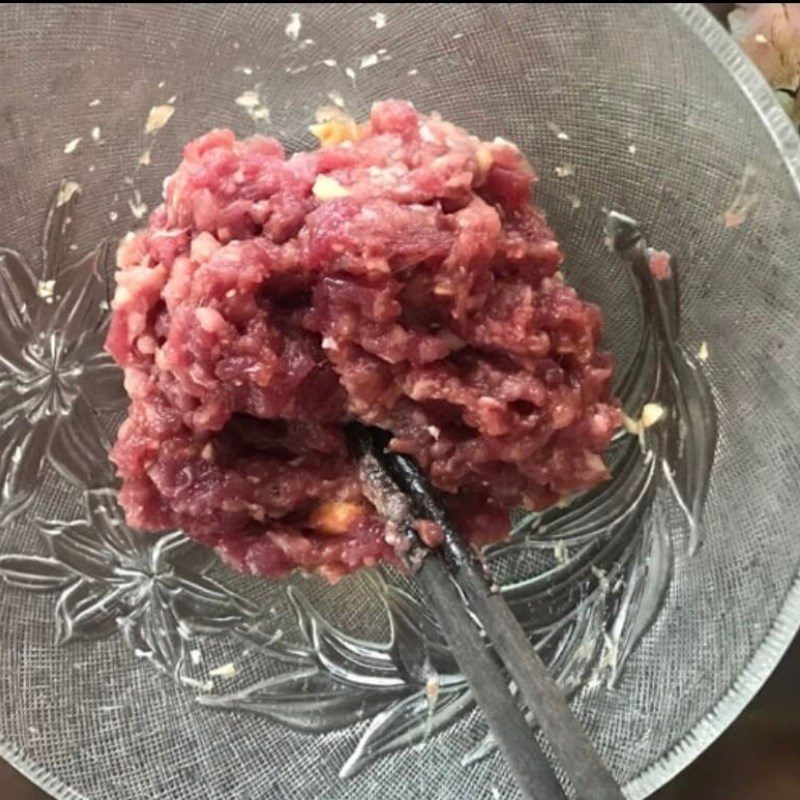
107 100 619 582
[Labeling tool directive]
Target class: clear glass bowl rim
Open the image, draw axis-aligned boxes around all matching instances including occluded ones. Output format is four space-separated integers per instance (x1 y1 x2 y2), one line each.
1 4 800 799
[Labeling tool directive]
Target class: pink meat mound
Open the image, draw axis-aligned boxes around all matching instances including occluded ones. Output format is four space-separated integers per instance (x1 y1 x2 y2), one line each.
106 100 620 582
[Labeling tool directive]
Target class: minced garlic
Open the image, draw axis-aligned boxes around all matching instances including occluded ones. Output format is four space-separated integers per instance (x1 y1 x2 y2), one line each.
144 104 175 134
312 174 350 200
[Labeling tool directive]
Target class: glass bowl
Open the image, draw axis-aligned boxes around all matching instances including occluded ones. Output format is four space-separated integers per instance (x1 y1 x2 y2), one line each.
1 4 799 799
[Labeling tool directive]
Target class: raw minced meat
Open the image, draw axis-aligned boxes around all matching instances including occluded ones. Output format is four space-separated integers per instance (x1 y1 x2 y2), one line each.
106 99 620 582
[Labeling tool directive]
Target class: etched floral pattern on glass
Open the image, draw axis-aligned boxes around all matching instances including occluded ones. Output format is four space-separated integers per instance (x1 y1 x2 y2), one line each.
0 182 716 778
0 180 125 522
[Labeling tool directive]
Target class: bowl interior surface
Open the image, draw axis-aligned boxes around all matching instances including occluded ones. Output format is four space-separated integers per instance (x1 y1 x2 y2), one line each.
1 4 799 799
